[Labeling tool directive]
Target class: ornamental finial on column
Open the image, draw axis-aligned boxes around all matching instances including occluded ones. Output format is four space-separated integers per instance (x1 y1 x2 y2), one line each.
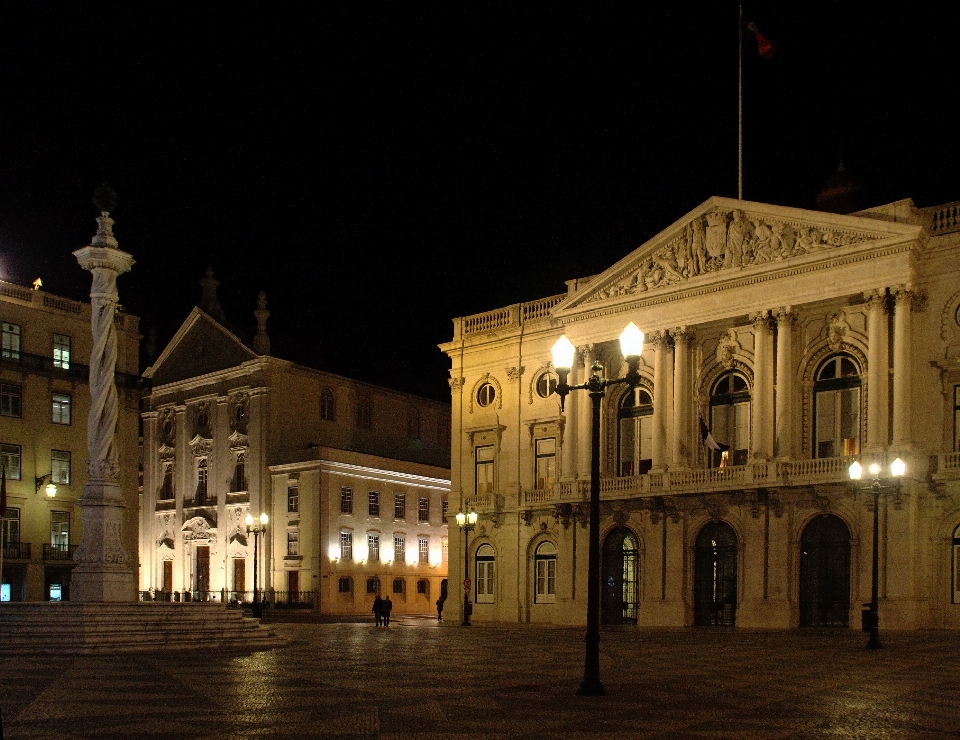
91 184 119 248
253 291 271 355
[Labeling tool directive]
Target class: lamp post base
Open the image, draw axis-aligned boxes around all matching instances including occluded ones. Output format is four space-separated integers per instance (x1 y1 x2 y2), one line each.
866 629 882 650
576 679 606 696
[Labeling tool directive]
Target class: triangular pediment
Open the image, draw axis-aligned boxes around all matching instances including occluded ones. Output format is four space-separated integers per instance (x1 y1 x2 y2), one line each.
144 308 258 386
554 196 924 316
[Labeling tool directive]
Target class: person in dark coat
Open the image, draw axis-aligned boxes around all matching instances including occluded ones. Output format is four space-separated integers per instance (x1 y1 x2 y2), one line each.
373 595 383 626
383 596 393 626
436 597 445 621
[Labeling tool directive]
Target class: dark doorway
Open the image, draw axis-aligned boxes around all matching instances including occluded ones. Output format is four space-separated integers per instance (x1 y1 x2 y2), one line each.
163 560 174 594
694 521 738 626
602 527 640 624
195 545 210 596
799 515 851 627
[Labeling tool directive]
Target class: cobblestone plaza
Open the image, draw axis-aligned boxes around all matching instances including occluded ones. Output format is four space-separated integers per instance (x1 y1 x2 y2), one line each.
2 618 958 739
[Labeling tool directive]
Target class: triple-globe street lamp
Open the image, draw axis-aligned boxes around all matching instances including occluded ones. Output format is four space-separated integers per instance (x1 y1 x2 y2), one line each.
245 512 269 618
848 457 905 649
456 508 479 626
551 321 645 696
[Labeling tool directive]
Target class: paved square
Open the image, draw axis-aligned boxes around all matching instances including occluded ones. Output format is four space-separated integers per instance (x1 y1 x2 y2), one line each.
2 617 958 738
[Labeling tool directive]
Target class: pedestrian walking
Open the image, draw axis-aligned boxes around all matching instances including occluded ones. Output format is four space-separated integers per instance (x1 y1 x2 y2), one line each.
383 596 393 626
373 595 383 626
436 597 444 621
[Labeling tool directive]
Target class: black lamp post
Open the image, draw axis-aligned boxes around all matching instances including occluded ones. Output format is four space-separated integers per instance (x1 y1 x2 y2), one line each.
552 322 645 697
848 457 905 650
245 512 269 618
456 508 478 626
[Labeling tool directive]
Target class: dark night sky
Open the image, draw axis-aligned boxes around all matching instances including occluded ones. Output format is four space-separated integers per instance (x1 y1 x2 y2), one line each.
1 4 957 402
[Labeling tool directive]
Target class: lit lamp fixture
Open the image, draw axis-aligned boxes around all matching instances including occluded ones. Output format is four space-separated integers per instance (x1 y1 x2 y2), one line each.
848 457 905 650
552 321 644 697
245 512 269 618
455 508 478 626
35 473 58 498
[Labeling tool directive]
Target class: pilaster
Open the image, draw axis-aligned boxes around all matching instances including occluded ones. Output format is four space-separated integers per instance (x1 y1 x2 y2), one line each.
774 307 795 459
864 289 890 453
750 311 775 461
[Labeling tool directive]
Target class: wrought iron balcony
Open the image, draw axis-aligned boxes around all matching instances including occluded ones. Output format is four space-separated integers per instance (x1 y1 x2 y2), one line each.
2 541 31 560
43 543 77 561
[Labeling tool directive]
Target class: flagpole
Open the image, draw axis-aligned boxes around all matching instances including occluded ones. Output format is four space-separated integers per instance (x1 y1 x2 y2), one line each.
738 4 743 201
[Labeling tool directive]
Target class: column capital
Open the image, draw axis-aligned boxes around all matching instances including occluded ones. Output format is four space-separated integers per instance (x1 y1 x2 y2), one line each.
773 306 795 326
864 288 891 312
505 366 525 382
750 310 774 332
650 329 673 349
672 326 693 345
448 376 466 393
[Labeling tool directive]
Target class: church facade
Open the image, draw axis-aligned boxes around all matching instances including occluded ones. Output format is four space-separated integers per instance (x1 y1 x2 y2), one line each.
440 196 960 630
140 286 450 616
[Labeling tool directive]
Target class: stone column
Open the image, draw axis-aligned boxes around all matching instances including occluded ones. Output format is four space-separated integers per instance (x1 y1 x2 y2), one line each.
672 328 691 468
864 290 889 453
71 209 136 602
774 308 795 458
651 331 670 470
750 311 774 460
560 352 578 480
576 345 594 478
892 286 913 450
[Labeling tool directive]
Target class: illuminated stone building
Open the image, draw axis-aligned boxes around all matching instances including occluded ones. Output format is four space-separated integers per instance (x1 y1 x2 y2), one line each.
140 284 450 615
440 196 960 630
0 279 141 601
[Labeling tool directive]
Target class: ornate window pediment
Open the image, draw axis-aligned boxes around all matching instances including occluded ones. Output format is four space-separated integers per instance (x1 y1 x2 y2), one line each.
181 514 217 542
189 435 213 457
228 430 249 451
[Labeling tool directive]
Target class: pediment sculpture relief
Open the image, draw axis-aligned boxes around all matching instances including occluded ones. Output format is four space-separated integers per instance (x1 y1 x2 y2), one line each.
588 208 876 302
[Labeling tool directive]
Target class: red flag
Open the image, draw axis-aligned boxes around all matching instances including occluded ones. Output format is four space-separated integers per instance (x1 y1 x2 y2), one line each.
747 22 777 59
1 465 6 517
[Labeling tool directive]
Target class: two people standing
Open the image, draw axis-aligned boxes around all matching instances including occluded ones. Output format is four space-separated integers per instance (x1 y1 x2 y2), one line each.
372 595 393 626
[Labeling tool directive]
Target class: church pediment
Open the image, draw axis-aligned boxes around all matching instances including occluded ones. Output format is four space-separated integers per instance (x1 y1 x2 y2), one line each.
144 308 257 386
554 197 924 315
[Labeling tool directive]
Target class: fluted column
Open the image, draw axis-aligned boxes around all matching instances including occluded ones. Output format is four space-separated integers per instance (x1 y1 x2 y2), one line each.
864 290 890 452
750 311 775 460
774 308 795 458
561 353 579 480
71 209 136 602
576 345 594 477
651 331 671 469
892 286 914 449
672 327 692 467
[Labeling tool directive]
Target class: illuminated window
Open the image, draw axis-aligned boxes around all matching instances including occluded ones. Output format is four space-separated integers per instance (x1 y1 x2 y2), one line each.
535 437 556 490
0 443 21 480
368 533 380 562
53 334 71 369
51 511 70 548
287 529 300 557
534 541 556 604
340 486 353 514
1 323 20 360
476 543 495 604
52 450 71 485
815 355 861 459
2 507 20 550
287 484 299 513
475 445 495 495
710 372 750 467
394 493 406 520
52 393 71 425
340 530 353 561
418 536 429 564
394 534 405 563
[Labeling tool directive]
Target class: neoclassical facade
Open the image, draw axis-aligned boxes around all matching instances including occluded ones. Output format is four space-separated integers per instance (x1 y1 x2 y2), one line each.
140 294 450 615
440 195 960 630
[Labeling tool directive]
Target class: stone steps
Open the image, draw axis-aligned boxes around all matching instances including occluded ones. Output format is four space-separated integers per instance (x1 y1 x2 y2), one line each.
0 602 286 654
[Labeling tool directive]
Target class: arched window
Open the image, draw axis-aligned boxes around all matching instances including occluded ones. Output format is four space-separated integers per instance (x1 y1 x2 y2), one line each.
195 458 208 505
320 388 335 422
534 541 556 604
710 372 750 466
476 383 496 408
618 386 653 476
536 371 557 398
476 543 495 604
952 524 960 604
814 354 861 458
355 396 372 429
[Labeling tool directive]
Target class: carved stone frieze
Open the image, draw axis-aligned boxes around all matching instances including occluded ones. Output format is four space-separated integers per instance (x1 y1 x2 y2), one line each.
189 435 213 458
506 366 524 382
585 207 878 303
717 329 741 369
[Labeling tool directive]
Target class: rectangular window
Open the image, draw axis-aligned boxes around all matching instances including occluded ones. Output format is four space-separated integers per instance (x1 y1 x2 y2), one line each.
476 445 495 495
51 511 70 548
231 452 246 492
52 450 71 485
368 490 380 517
0 444 21 480
418 496 429 524
2 507 20 548
160 463 174 499
52 393 71 425
1 384 22 418
394 534 405 564
477 559 495 604
287 484 299 513
535 437 556 490
338 577 352 593
1 323 20 360
287 529 300 557
418 536 429 564
340 530 353 561
441 536 448 564
53 334 71 369
394 493 406 520
442 499 449 519
368 533 380 562
196 459 208 504
340 486 353 514
535 557 556 603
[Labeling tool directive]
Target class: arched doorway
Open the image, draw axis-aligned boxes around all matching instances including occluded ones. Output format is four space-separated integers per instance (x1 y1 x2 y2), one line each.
694 521 738 626
602 527 639 624
799 515 851 627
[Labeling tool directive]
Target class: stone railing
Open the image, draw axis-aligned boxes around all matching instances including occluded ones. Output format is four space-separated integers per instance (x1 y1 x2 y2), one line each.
933 452 960 480
921 201 960 235
456 294 566 339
